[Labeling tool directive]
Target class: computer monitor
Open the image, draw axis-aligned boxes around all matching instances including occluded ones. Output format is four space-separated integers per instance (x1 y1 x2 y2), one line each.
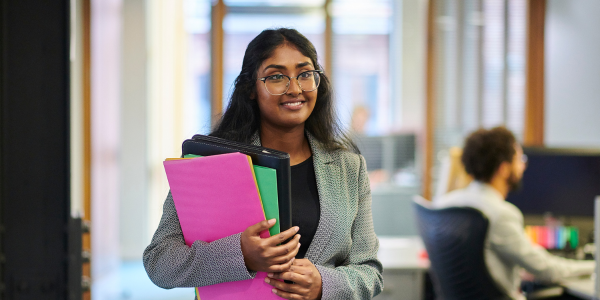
354 136 383 171
353 134 416 172
506 147 600 217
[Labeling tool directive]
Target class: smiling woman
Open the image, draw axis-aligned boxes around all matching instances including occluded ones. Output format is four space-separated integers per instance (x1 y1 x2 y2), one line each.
211 29 355 155
143 28 383 300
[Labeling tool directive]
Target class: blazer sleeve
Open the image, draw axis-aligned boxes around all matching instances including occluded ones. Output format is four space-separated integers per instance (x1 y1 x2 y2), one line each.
489 209 595 282
315 155 384 300
143 191 256 288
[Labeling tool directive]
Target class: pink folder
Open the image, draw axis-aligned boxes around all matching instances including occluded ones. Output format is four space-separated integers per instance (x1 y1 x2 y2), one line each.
163 152 279 300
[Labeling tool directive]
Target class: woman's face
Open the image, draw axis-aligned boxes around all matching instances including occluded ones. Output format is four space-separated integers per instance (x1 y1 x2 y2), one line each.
254 44 318 130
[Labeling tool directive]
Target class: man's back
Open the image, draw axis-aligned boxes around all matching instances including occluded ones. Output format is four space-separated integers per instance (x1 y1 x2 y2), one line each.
432 181 595 300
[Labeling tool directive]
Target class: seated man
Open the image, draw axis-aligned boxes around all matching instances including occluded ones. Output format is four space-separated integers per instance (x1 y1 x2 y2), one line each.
432 126 594 300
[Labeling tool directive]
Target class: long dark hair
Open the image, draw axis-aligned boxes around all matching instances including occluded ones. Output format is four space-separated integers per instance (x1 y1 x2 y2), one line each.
210 28 358 153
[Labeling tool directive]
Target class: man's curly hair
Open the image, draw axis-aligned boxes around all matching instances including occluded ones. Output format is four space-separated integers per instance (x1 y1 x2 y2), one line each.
461 126 517 183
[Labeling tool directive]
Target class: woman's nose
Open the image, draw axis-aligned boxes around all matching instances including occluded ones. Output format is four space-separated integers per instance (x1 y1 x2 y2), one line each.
286 77 302 96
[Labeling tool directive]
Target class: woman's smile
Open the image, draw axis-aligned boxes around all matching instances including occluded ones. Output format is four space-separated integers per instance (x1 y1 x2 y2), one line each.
281 100 306 110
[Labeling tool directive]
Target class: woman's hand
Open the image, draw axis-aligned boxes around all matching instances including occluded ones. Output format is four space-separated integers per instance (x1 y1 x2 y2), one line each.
241 219 301 273
265 258 323 300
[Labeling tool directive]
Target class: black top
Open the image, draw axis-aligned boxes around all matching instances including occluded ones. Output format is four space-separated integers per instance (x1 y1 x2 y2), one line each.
291 156 320 259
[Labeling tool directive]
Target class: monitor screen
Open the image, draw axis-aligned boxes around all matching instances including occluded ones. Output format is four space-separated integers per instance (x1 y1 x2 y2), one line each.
353 134 416 172
506 148 600 217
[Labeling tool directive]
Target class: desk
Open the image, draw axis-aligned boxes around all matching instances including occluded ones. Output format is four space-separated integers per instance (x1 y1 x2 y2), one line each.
561 277 595 300
375 237 429 300
376 237 596 300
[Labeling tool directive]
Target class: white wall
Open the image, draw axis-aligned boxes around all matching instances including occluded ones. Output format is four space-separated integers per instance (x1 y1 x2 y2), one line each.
91 0 122 281
400 0 427 132
545 0 600 148
119 0 149 260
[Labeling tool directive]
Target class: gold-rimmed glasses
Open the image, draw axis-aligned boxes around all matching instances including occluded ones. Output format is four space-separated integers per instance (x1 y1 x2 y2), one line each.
259 70 323 95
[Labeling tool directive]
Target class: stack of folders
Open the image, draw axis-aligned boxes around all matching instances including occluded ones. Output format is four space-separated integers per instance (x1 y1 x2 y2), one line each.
163 135 291 300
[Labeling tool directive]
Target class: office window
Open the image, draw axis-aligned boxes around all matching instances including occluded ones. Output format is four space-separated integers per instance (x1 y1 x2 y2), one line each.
185 0 212 134
224 0 325 6
331 0 393 136
433 0 527 193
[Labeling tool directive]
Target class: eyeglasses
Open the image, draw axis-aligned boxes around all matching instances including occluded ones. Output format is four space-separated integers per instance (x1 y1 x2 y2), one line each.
259 70 323 96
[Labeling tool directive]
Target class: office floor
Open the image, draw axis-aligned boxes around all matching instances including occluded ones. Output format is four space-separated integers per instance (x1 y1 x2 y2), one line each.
92 260 194 300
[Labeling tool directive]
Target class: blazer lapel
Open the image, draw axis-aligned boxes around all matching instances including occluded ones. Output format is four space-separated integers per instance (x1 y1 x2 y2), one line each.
249 131 341 262
304 133 341 263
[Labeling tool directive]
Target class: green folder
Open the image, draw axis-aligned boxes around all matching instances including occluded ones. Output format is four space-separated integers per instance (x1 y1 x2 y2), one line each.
184 154 280 236
252 165 280 236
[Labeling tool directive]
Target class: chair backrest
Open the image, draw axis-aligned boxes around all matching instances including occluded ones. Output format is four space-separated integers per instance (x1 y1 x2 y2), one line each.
414 202 509 300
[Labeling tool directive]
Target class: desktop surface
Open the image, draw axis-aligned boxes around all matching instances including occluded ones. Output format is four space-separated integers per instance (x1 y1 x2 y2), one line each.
561 276 595 300
377 237 596 299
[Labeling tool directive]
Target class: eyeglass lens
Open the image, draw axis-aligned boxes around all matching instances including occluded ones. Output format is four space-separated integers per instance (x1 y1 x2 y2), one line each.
265 71 320 95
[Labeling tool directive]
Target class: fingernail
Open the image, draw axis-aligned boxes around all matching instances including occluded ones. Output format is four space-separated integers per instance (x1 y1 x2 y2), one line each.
291 257 295 263
268 273 274 277
272 289 277 294
297 243 301 248
264 278 270 283
296 234 301 239
268 219 276 225
294 226 299 232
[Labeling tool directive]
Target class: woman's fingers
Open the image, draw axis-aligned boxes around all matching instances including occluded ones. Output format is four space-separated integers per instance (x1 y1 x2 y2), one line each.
267 259 323 300
267 255 297 273
266 234 300 258
245 219 277 237
291 258 309 267
268 243 300 265
269 267 309 285
241 221 302 273
267 226 300 246
265 275 306 296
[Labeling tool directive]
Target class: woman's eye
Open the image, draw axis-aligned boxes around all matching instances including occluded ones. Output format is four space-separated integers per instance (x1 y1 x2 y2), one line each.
299 72 313 78
269 74 285 80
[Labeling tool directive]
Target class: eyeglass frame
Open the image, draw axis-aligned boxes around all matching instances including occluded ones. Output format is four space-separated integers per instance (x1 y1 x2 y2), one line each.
258 70 324 96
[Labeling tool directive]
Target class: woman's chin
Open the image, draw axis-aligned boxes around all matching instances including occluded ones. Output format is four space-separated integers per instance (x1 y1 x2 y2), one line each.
262 117 309 131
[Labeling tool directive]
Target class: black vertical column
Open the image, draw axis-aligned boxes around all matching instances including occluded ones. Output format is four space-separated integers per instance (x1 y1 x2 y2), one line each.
0 1 73 299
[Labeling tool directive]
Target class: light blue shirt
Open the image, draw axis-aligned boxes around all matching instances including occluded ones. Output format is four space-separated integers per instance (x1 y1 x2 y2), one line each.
432 181 595 300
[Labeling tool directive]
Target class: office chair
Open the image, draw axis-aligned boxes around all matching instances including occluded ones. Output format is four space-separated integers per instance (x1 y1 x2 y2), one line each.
414 201 510 300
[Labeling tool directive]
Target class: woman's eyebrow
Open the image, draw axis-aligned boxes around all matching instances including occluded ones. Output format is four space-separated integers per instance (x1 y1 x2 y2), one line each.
263 64 286 72
296 61 313 68
263 61 314 72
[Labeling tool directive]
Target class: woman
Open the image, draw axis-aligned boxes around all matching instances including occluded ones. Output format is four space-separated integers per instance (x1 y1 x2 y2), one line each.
144 28 383 300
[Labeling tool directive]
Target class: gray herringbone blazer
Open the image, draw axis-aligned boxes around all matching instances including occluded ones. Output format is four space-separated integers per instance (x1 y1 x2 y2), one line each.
144 133 383 299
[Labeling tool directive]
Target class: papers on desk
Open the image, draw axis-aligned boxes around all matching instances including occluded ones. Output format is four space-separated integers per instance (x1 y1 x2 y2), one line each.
377 236 430 269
